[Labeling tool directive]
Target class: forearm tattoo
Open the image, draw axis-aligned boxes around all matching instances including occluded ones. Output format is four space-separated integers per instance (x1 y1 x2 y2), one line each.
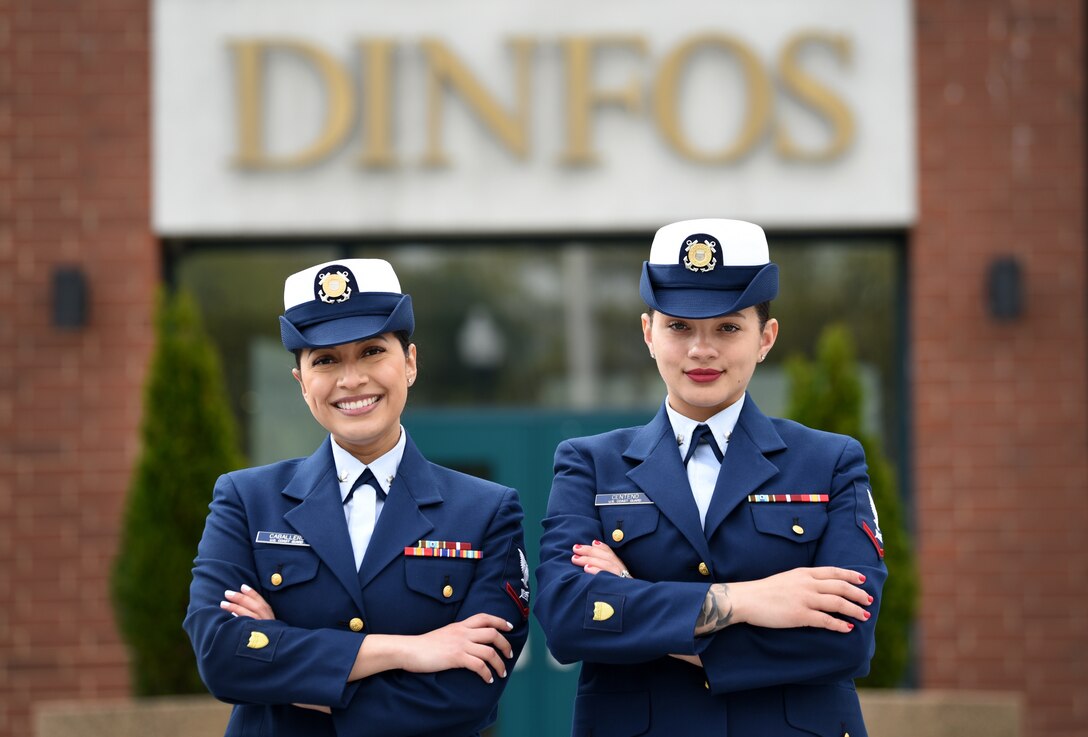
694 584 734 636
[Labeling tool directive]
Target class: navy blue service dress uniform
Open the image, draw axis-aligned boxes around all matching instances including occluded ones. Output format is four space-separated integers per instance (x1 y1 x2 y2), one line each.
185 259 530 737
534 219 887 737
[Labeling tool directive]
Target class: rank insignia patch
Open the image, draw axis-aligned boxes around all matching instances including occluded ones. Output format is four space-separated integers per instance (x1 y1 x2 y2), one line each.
856 483 885 559
504 546 530 620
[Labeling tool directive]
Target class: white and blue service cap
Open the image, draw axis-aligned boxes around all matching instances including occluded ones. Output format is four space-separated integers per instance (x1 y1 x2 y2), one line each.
279 258 414 351
639 218 779 319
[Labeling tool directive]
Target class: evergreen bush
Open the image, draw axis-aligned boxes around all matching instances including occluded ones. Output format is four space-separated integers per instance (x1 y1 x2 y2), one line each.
784 324 917 687
111 289 246 695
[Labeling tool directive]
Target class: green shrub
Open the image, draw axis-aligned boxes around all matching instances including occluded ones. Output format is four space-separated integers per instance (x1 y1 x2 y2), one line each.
784 324 917 687
111 289 246 695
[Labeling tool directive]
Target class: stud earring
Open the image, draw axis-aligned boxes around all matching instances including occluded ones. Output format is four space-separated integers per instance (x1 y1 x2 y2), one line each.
758 354 765 363
650 352 656 359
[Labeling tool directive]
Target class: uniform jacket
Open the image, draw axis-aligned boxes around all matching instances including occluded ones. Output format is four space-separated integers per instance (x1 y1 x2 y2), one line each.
535 396 887 737
185 433 529 737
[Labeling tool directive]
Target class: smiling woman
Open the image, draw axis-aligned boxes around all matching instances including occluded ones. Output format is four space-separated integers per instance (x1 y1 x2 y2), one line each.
183 258 530 737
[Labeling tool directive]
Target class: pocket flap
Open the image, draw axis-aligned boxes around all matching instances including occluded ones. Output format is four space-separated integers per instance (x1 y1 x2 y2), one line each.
749 504 828 542
404 557 475 603
254 548 320 590
598 505 660 547
574 691 650 737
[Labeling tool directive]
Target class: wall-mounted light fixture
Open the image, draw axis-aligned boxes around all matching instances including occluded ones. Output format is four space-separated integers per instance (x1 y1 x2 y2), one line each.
986 256 1023 321
52 266 89 329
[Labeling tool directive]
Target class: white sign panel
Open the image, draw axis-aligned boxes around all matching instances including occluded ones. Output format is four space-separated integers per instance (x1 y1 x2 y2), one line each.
154 0 915 235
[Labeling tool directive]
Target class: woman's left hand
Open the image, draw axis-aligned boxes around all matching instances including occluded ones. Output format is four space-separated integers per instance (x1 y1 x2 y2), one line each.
572 540 633 579
221 584 276 620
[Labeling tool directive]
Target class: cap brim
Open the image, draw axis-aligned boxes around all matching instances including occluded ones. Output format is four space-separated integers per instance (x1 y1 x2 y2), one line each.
640 263 778 318
280 294 414 350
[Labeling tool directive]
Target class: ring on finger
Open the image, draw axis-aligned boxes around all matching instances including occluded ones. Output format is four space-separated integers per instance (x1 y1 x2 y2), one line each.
619 569 632 578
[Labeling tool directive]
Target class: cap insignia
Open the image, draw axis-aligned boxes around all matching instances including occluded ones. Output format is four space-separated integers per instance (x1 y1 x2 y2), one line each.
317 270 352 303
682 234 718 273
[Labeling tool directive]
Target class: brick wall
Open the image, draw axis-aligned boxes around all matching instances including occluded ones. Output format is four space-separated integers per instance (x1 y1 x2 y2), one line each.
0 2 155 736
914 1 1087 736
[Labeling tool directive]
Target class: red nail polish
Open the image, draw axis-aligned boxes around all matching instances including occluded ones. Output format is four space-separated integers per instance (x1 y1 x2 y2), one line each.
847 623 855 630
593 540 601 546
858 574 866 583
868 595 874 604
863 611 871 620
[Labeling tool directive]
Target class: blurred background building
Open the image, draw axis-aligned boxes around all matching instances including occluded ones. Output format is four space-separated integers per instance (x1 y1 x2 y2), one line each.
0 1 1084 735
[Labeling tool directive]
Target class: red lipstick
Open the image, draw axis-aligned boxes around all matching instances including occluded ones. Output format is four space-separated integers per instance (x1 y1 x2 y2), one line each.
685 369 722 383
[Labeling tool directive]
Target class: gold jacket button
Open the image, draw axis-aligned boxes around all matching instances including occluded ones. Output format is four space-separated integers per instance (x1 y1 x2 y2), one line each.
442 584 454 598
349 618 364 632
704 680 710 689
792 524 805 535
270 573 283 586
698 562 710 576
612 529 624 543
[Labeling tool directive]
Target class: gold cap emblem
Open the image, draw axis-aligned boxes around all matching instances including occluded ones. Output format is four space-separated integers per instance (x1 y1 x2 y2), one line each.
683 236 718 272
317 270 352 303
592 601 615 621
246 631 269 650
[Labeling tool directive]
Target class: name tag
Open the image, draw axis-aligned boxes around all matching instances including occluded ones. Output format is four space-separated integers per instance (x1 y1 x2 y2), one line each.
595 492 654 506
255 531 310 546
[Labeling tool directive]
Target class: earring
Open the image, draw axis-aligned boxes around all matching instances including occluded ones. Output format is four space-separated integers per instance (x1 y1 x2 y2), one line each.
650 352 656 359
758 354 765 363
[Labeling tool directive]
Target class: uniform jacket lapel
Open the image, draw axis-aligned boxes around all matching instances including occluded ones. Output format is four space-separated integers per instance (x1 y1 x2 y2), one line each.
703 395 786 540
282 438 365 612
357 433 441 589
624 404 713 565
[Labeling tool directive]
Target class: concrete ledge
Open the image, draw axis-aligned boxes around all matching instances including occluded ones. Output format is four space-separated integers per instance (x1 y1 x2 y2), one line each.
35 690 1022 737
860 689 1023 737
34 696 230 737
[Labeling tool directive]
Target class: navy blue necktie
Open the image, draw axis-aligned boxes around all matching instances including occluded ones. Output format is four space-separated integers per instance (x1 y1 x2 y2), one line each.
684 424 723 464
344 467 386 504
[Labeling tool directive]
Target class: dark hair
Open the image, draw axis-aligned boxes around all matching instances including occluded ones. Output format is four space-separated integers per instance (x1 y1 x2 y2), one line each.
293 330 412 369
646 302 771 330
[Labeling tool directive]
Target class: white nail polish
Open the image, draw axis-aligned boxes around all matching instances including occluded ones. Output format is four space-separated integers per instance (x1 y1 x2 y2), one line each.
241 584 252 593
219 600 229 608
225 590 237 597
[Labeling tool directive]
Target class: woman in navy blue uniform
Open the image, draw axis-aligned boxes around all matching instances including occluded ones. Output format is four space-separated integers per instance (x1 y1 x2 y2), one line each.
535 219 887 737
185 259 530 737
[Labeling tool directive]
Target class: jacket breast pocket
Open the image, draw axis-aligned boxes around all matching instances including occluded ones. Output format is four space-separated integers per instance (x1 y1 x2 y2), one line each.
749 504 829 543
404 557 476 605
598 505 660 548
253 547 320 591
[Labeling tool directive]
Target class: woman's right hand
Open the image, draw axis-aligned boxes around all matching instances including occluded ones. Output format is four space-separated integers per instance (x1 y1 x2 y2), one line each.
730 566 872 633
353 613 514 684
